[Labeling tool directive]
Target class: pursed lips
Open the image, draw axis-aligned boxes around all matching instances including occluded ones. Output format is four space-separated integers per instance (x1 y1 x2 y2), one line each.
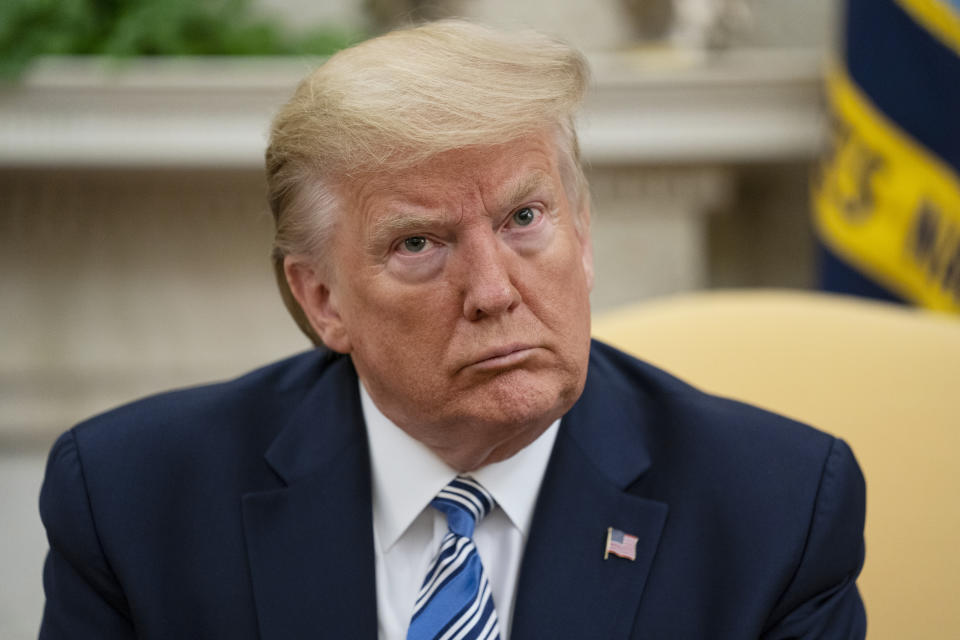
460 343 539 372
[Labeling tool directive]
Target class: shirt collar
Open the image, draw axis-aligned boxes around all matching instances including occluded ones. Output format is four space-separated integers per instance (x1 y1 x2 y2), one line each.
360 380 559 552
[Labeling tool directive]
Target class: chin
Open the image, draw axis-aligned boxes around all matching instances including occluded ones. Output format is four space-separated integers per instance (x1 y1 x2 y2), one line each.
461 382 575 470
470 368 581 434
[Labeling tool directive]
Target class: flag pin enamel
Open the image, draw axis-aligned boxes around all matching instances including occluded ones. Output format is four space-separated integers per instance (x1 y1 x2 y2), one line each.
604 526 638 561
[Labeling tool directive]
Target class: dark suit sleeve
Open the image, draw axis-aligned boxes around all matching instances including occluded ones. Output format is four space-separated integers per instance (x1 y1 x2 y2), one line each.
761 438 867 639
38 430 136 639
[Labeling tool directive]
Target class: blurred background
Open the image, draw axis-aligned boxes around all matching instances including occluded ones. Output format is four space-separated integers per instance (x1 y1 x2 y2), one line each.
2 0 957 637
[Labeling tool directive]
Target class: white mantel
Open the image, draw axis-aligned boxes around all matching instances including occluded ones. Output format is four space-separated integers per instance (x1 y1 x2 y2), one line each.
0 47 824 168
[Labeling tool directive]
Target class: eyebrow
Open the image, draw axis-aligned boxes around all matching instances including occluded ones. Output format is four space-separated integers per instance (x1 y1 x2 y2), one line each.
365 170 556 253
500 171 553 210
367 212 442 254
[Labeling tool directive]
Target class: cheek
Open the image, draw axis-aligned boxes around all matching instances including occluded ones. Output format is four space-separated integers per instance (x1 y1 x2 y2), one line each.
528 236 593 328
344 278 455 351
541 232 591 290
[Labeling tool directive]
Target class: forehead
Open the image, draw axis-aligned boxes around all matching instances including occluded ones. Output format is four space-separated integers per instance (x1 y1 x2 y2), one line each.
342 132 565 212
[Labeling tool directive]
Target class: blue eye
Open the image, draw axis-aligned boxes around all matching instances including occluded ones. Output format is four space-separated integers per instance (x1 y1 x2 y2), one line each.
402 236 428 253
512 207 536 226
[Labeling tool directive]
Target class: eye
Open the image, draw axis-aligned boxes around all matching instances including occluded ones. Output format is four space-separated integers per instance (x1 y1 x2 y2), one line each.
511 207 537 227
401 236 429 253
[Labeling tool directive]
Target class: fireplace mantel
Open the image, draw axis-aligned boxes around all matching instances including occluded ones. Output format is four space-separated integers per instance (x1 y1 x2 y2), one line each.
0 47 824 168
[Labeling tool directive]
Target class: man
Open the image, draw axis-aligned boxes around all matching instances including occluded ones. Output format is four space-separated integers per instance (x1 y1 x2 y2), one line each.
39 20 866 639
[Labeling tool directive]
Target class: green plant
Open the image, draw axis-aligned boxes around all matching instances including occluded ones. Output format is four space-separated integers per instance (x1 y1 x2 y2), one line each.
0 0 364 78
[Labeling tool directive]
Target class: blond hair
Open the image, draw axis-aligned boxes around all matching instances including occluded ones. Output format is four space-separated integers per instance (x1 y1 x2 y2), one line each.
266 19 591 344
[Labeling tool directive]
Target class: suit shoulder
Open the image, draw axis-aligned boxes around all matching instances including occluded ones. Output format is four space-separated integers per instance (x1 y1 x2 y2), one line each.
587 339 838 476
66 350 336 464
584 345 866 636
586 339 865 552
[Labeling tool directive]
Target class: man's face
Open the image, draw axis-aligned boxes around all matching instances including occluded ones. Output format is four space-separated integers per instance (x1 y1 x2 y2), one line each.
303 131 593 470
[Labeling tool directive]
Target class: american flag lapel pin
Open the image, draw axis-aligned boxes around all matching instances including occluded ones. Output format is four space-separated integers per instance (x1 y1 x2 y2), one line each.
604 526 639 561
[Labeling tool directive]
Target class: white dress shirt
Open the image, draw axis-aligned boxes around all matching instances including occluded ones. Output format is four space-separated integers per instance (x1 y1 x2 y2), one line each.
360 381 559 640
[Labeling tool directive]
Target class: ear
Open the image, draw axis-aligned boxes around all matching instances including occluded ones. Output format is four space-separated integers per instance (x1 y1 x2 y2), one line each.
283 256 353 353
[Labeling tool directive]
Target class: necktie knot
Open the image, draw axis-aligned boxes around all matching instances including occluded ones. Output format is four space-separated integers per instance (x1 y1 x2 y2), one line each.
430 476 495 538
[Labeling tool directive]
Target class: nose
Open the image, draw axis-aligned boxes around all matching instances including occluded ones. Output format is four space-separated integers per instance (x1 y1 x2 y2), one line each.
459 231 521 321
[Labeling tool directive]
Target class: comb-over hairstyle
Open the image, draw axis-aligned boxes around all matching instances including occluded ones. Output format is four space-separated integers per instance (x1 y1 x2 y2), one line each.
266 19 591 345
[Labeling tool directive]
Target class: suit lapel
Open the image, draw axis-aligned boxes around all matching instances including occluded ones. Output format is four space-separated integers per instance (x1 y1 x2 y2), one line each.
511 345 668 639
241 356 378 640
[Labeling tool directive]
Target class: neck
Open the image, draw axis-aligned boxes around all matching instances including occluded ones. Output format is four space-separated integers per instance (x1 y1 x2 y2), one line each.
423 419 553 472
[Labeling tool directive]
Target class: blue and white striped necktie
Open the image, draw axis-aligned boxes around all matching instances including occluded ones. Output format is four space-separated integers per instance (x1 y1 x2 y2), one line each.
406 476 502 640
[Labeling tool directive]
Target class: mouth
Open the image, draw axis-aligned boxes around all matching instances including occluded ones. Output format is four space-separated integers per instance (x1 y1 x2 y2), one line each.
463 344 539 372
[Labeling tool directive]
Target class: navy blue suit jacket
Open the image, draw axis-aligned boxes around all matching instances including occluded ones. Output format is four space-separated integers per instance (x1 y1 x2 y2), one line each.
39 341 866 638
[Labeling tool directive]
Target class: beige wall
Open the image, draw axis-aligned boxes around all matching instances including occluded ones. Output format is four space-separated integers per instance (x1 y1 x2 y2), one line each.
0 169 306 447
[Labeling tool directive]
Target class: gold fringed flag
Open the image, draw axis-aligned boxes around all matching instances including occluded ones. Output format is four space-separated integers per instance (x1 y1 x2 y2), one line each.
814 0 960 312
